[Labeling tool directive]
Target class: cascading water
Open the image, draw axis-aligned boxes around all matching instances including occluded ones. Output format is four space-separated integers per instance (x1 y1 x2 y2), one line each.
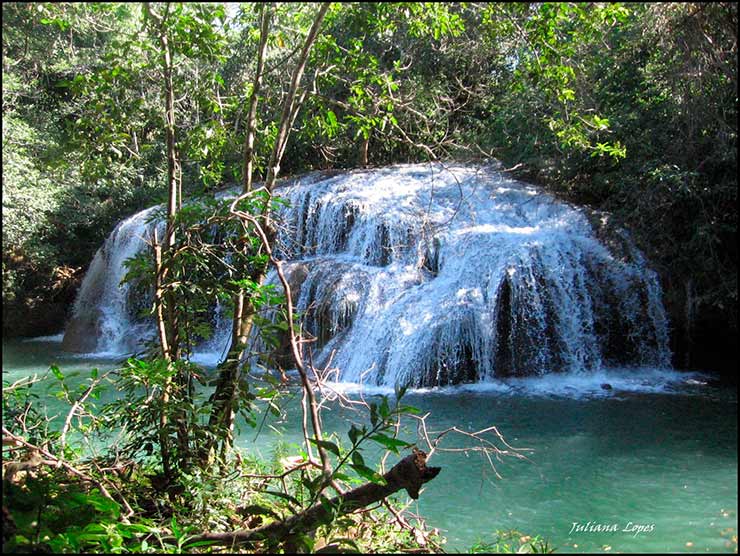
62 206 161 355
62 163 671 386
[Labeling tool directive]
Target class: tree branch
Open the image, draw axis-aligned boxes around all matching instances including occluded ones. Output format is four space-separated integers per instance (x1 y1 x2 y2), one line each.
165 450 441 548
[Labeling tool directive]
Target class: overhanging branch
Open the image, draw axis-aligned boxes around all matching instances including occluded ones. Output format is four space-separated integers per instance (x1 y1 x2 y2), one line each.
165 450 441 548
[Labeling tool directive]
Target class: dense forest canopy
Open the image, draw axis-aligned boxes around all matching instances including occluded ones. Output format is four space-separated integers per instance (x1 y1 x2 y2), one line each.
2 2 737 372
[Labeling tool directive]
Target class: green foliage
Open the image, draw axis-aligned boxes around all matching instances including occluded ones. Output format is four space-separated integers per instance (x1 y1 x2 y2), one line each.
4 474 152 554
470 530 554 553
2 2 165 335
122 192 282 360
3 375 51 446
476 2 737 349
3 362 444 554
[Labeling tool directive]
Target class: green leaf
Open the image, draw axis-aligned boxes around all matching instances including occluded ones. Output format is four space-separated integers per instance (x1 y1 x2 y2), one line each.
351 450 365 468
170 516 181 539
50 365 64 381
318 494 338 518
350 463 387 485
332 471 352 482
85 490 121 518
369 403 378 426
347 424 363 446
379 396 390 419
310 438 340 456
394 383 408 399
325 109 338 137
369 433 411 454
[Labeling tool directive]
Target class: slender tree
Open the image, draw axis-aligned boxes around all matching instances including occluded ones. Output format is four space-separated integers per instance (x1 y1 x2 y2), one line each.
143 1 180 362
143 1 186 478
208 2 331 455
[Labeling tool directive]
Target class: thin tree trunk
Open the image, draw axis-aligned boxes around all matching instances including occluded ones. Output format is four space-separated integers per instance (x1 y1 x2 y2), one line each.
144 2 180 359
161 28 178 250
207 3 273 450
161 26 180 361
152 228 171 361
144 2 184 477
265 2 331 193
157 28 190 466
208 2 330 454
244 4 272 195
359 135 369 167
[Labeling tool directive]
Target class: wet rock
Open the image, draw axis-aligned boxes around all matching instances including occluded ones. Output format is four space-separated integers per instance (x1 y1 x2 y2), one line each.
61 309 101 352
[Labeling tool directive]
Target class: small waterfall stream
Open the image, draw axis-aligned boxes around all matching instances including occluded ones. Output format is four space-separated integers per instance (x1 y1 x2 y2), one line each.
62 163 671 386
62 205 161 355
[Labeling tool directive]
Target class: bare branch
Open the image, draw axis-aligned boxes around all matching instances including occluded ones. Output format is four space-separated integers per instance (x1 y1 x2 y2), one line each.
59 370 113 457
2 427 133 520
160 450 441 548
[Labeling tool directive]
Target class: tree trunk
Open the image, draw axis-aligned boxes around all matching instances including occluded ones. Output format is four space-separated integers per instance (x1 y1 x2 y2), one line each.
207 3 273 452
143 1 180 361
152 229 173 478
359 135 369 167
160 21 180 361
144 1 185 476
264 3 331 193
208 2 330 455
243 4 272 195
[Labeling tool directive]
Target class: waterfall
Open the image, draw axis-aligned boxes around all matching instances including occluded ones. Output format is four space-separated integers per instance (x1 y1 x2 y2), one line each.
62 206 162 355
62 163 671 386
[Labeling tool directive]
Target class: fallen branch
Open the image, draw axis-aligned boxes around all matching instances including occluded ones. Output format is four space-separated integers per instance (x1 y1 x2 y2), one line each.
2 374 45 393
166 450 441 548
2 427 134 519
413 414 532 481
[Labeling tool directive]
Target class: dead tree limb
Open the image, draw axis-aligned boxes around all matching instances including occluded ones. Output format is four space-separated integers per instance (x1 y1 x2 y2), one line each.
2 427 134 519
166 450 441 548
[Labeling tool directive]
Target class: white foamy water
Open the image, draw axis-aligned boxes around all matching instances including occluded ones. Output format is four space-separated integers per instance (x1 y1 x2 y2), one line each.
268 163 670 386
63 163 672 387
23 333 65 343
62 205 162 356
318 367 709 400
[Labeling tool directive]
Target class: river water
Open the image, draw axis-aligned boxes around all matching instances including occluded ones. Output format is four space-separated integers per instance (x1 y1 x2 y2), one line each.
3 336 736 553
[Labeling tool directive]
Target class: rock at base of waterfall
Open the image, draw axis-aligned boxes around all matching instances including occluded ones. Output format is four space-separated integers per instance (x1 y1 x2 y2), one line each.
61 309 101 352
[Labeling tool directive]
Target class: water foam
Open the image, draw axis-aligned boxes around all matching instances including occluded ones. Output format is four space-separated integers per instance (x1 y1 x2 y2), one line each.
23 333 65 343
324 368 709 400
